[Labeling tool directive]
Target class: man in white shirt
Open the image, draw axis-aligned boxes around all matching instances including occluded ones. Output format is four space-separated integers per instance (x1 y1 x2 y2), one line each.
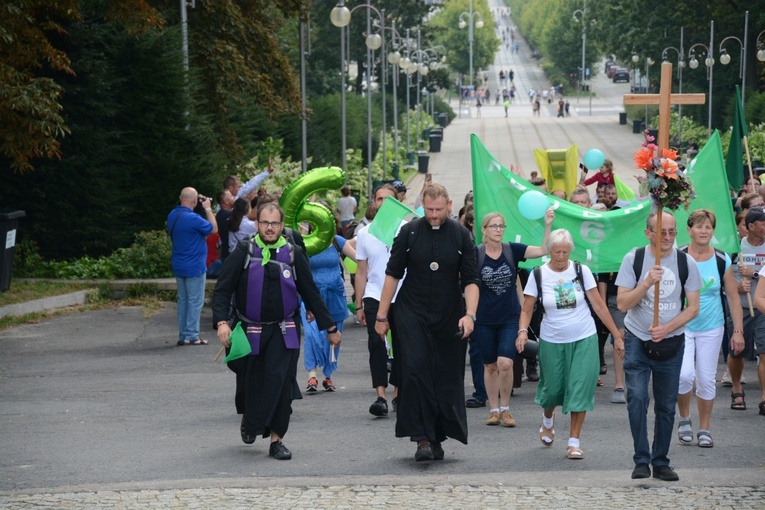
355 184 399 416
337 185 358 230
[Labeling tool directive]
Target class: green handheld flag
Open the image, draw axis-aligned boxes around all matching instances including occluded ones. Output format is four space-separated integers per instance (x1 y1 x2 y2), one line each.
614 174 635 203
223 322 251 363
724 85 747 192
368 197 420 246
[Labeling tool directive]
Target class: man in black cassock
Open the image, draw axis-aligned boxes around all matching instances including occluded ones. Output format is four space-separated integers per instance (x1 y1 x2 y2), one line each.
213 203 341 460
376 183 480 461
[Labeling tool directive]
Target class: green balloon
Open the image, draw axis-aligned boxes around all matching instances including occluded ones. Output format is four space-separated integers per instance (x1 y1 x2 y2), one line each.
279 166 346 256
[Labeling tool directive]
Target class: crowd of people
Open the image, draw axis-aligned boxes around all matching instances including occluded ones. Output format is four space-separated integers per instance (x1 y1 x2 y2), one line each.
165 159 763 479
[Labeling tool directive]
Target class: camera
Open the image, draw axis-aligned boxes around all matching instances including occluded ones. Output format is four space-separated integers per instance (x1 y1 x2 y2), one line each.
197 195 208 203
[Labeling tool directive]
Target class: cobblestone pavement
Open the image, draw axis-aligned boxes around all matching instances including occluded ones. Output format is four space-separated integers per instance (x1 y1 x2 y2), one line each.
3 482 764 509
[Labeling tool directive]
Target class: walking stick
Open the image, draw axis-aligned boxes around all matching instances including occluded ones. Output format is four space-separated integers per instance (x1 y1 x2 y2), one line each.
652 207 663 327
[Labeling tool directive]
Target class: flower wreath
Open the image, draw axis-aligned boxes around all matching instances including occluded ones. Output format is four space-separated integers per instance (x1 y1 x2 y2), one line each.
634 131 695 210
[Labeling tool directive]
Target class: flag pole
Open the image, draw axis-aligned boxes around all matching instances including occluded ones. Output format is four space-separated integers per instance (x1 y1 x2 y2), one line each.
744 134 754 187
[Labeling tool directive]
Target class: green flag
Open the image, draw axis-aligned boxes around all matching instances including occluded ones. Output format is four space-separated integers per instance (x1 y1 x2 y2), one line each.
724 85 747 192
614 174 636 203
368 197 420 246
223 322 251 363
675 130 739 253
471 134 738 272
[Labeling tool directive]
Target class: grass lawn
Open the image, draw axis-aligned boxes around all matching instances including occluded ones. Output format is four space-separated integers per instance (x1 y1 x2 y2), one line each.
0 280 93 307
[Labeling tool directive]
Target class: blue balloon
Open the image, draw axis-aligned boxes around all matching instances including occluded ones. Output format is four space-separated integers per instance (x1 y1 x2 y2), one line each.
414 206 424 216
584 148 606 170
518 190 549 220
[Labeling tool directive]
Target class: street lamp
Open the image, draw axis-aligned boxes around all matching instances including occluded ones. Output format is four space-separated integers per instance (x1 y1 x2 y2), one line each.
458 0 484 118
757 30 765 61
688 20 715 137
572 0 587 105
330 1 383 199
644 56 654 127
378 16 403 179
719 10 749 106
662 27 686 142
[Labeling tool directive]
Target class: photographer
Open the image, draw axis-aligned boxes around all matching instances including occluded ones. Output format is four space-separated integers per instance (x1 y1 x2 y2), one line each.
167 187 218 346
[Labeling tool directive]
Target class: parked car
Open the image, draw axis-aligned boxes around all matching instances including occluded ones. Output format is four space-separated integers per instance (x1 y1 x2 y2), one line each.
607 65 620 78
605 60 616 73
613 70 630 83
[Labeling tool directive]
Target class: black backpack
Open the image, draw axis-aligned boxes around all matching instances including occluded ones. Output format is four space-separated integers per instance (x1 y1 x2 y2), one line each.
632 246 689 310
476 242 515 270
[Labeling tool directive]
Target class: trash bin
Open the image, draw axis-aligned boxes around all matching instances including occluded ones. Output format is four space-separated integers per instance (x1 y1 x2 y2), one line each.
422 128 431 140
407 152 416 165
632 119 643 134
417 151 430 174
432 112 439 123
438 113 448 127
647 128 659 141
429 132 442 153
391 163 400 180
619 112 627 125
432 127 444 142
0 209 26 292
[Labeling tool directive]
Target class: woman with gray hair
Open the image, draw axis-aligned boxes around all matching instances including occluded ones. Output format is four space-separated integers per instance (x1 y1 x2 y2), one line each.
517 229 623 459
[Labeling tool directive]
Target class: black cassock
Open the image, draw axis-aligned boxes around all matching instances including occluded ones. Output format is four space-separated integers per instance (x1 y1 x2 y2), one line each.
386 218 480 444
213 240 333 439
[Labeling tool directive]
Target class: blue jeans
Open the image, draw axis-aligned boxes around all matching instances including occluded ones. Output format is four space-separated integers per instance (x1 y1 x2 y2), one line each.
623 329 684 467
468 338 487 401
176 274 206 342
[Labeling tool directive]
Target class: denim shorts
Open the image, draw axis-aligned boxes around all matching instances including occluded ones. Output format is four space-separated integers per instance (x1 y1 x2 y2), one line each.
474 321 519 364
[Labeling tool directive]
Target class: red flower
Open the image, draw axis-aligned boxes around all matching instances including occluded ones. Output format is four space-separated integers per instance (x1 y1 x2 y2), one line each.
662 148 678 161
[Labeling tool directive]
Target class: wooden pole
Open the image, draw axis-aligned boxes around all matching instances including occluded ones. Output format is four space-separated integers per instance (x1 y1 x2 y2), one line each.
213 346 225 362
653 207 663 327
743 135 756 316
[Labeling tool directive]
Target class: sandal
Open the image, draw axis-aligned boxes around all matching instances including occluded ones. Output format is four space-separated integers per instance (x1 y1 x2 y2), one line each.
177 339 191 346
731 392 746 411
677 418 693 444
191 338 208 345
697 430 713 448
759 400 765 416
566 446 584 459
539 416 555 446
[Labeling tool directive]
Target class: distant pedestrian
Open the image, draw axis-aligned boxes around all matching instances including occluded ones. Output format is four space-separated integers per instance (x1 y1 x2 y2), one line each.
504 99 510 117
533 99 540 117
565 100 571 117
557 99 565 118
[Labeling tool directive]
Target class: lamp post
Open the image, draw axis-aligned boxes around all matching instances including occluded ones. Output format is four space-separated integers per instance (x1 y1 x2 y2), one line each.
719 10 749 106
757 30 765 62
662 27 685 142
330 1 383 199
458 0 484 117
689 20 714 137
572 0 587 105
379 18 403 179
644 56 654 127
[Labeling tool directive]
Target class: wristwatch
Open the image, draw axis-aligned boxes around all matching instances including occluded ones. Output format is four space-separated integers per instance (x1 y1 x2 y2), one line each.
753 272 760 280
468 314 477 321
327 326 339 334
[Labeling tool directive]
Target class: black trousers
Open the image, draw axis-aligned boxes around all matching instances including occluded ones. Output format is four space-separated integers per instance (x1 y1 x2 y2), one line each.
364 298 400 389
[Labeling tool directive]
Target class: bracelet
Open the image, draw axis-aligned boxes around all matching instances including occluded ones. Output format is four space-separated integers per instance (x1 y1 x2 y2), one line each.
733 330 744 334
204 208 212 212
327 327 339 334
518 328 528 334
356 304 364 310
217 320 229 328
376 317 388 322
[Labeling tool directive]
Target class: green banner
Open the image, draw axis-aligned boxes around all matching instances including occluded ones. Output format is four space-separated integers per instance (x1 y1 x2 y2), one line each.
471 132 737 273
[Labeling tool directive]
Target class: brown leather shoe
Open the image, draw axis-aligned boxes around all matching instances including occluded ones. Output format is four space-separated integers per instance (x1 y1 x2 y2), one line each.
415 439 433 462
486 411 500 426
500 410 516 427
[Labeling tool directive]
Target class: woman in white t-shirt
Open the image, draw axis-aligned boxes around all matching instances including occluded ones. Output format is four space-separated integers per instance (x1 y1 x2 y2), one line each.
516 229 622 460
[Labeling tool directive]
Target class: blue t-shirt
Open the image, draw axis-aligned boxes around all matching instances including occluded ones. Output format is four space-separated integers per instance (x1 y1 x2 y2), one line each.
476 243 527 325
168 206 213 278
686 253 730 332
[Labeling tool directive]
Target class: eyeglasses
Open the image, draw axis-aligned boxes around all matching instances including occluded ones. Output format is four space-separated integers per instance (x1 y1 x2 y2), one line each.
259 221 283 229
486 224 507 231
649 229 678 236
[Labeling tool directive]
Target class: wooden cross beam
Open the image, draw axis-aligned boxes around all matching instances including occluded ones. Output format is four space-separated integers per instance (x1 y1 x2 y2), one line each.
624 61 705 152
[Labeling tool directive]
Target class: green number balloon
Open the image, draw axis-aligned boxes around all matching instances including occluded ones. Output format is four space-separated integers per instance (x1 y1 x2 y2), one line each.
279 166 346 256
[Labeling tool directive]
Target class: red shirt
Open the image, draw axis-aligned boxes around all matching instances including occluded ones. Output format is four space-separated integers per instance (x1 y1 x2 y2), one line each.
584 171 614 187
205 233 220 267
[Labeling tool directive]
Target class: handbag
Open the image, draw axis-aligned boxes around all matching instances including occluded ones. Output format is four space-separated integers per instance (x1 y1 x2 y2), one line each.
642 334 684 361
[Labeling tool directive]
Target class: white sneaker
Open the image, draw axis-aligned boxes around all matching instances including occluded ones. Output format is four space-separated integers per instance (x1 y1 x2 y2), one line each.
720 368 732 386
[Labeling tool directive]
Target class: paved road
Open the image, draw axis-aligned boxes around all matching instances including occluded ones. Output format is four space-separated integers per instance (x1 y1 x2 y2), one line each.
2 6 765 508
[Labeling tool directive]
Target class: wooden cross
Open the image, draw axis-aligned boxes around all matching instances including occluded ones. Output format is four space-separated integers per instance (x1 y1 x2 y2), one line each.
624 61 705 151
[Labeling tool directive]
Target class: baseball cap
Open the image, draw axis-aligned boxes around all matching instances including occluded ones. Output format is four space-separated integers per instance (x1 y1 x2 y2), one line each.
392 180 407 192
745 207 765 228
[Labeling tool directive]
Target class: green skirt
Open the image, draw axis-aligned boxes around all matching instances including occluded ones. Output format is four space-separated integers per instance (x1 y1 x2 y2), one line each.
534 334 599 414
